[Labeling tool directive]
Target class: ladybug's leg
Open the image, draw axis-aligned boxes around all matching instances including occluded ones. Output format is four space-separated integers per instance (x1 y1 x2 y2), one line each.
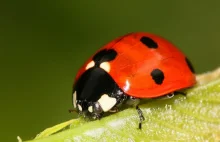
136 106 145 129
126 96 140 106
109 106 119 112
166 93 175 98
166 91 186 98
126 97 145 129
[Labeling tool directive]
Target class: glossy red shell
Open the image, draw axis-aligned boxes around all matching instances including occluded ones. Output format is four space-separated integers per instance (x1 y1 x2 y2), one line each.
75 32 196 98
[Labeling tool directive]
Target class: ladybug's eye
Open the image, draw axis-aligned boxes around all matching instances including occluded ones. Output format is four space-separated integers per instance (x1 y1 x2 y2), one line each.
93 102 103 114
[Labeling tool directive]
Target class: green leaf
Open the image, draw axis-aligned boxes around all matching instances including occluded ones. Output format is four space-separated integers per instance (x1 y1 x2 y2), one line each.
21 67 220 142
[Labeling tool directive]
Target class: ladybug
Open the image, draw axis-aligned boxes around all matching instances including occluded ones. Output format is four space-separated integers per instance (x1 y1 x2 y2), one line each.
72 32 196 129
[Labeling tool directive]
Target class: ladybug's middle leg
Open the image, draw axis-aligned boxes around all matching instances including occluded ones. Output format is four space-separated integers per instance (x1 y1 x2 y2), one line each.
136 105 145 129
126 96 145 129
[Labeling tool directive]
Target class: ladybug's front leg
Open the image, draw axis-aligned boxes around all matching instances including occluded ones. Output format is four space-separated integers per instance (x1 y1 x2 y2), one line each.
109 106 119 112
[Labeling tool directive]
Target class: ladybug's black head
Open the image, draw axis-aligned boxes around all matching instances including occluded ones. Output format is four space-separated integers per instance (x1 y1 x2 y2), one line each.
72 49 126 119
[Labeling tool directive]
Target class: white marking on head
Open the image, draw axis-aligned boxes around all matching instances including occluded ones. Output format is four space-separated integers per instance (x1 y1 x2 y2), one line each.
123 80 130 92
100 62 110 72
85 61 95 70
88 106 93 112
77 104 82 111
73 91 77 108
98 94 117 112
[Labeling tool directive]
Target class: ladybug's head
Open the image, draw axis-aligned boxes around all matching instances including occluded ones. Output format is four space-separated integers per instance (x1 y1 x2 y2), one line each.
72 49 126 119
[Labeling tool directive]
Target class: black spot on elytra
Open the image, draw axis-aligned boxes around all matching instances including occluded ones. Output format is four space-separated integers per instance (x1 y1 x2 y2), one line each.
140 36 158 48
185 57 195 73
92 49 117 65
151 69 164 85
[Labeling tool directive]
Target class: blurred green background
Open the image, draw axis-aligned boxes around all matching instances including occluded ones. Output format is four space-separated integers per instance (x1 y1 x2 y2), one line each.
0 0 219 141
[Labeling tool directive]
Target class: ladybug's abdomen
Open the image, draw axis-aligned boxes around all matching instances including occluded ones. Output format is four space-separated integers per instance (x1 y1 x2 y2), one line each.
104 32 196 98
125 57 195 98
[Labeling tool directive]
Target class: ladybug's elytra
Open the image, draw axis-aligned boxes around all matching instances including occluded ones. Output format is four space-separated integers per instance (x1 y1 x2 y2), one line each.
71 32 196 129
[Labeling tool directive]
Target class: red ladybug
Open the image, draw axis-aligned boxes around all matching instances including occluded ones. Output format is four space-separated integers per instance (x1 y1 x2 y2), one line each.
72 32 196 129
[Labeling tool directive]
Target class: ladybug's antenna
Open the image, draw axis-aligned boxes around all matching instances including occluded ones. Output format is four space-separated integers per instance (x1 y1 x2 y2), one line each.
68 109 77 113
